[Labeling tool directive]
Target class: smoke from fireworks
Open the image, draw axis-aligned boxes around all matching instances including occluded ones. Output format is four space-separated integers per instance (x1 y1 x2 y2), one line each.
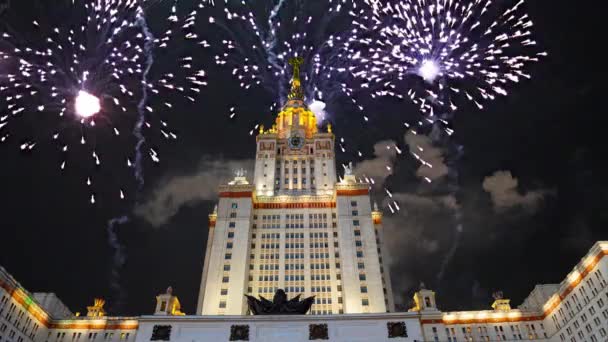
0 0 208 202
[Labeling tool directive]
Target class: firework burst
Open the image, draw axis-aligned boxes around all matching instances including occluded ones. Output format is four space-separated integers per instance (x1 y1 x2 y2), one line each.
0 0 208 202
346 0 546 117
199 0 365 124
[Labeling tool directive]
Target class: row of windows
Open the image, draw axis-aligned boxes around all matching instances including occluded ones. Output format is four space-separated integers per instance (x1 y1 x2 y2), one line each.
284 275 305 281
255 213 338 220
260 233 280 239
311 263 331 270
285 264 305 270
258 275 279 282
310 253 330 259
312 274 331 281
285 253 305 259
311 286 332 293
286 233 304 239
311 233 329 238
259 253 280 259
314 298 333 305
258 264 280 270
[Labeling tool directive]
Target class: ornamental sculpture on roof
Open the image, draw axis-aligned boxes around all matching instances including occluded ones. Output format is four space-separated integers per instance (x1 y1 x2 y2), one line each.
245 289 314 315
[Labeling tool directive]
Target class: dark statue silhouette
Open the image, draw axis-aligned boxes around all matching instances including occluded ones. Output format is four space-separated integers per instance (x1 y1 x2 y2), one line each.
245 289 314 315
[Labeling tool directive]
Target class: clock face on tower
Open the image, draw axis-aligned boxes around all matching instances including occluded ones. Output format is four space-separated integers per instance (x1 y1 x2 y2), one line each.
288 134 304 149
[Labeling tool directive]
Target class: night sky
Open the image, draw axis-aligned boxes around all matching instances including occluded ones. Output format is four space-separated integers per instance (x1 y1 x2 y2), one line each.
0 0 606 317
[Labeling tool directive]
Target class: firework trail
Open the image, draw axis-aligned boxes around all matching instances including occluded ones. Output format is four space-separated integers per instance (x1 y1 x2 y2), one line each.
107 215 129 312
134 10 155 190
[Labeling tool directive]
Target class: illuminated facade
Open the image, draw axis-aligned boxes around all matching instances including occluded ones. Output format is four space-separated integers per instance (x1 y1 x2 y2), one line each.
2 242 607 341
416 241 608 342
196 58 394 315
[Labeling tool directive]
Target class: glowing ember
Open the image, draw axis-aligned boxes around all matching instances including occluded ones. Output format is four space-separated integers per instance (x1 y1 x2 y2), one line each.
74 90 100 118
418 60 440 83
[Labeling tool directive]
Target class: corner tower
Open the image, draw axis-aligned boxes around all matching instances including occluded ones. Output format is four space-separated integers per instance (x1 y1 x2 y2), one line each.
197 59 394 315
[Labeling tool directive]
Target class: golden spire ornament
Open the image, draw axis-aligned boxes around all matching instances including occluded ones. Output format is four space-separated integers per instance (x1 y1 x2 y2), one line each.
288 57 304 100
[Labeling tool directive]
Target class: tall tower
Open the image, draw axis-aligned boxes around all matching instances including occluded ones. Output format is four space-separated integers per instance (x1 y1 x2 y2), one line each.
197 59 394 315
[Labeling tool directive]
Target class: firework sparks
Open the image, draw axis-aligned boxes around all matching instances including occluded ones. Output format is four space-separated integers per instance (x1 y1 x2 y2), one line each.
347 0 546 116
0 0 209 202
199 0 363 121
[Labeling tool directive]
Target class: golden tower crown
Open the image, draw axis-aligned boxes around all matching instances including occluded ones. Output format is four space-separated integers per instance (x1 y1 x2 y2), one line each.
269 57 318 139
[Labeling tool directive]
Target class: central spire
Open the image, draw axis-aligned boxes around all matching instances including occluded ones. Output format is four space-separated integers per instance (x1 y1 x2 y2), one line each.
288 57 304 100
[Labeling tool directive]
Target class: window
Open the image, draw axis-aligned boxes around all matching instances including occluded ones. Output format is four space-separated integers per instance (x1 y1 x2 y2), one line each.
362 299 369 306
354 230 361 236
221 289 228 295
351 201 357 207
231 203 238 209
358 262 365 269
352 210 358 216
229 222 236 228
222 277 229 283
361 286 368 293
225 253 232 260
219 301 226 308
230 212 237 218
226 242 233 249
223 264 231 271
359 274 366 281
355 240 362 247
357 251 364 258
228 232 234 238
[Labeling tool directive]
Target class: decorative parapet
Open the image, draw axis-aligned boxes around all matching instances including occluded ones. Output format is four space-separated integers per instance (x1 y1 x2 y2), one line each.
49 317 139 330
218 184 254 198
0 266 51 326
421 309 544 325
542 241 608 317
